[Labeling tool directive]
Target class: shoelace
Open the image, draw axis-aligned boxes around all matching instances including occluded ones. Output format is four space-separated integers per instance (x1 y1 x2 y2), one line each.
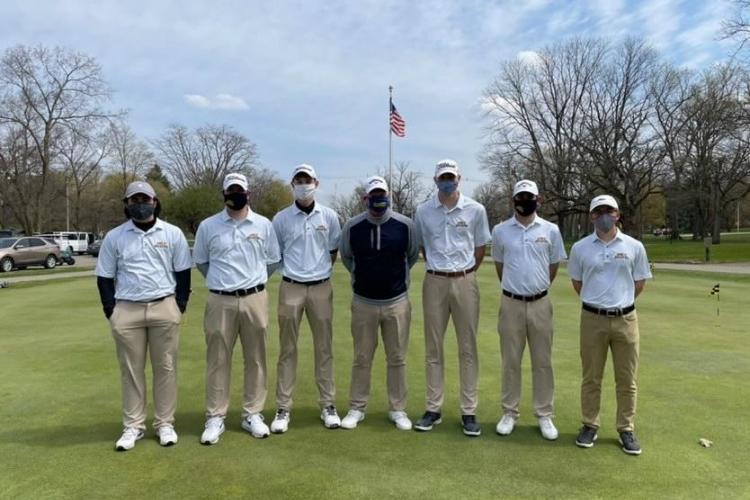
324 406 337 416
122 427 140 439
276 409 289 419
206 418 223 429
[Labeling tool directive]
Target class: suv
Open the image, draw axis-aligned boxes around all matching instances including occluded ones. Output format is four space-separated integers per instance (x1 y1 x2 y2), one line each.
0 237 62 272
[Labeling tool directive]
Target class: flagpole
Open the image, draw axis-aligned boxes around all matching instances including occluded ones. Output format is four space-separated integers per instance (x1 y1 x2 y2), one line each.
389 85 393 189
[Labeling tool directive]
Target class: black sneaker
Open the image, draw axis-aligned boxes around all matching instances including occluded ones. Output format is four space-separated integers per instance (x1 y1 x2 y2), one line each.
575 425 598 448
461 415 481 437
414 411 442 431
619 431 642 455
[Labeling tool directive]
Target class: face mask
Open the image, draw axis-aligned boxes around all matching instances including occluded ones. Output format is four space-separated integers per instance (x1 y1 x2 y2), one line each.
128 203 155 221
224 192 248 210
367 195 389 216
594 214 617 232
436 180 458 195
293 184 316 202
514 199 537 217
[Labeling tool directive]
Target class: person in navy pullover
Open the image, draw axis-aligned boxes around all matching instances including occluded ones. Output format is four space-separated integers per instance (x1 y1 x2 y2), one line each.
338 176 420 431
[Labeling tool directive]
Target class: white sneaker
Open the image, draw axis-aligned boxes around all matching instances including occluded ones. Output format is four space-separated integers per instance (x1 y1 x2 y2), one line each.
340 409 365 429
496 414 517 436
156 425 178 446
270 409 290 434
388 410 413 431
200 416 225 445
241 413 270 438
320 405 341 429
115 427 144 451
538 416 559 440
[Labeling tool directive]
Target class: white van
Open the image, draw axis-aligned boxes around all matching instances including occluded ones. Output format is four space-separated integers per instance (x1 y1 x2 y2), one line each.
37 232 95 254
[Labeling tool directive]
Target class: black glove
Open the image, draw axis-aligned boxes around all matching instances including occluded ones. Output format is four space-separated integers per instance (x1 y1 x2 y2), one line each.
177 302 187 314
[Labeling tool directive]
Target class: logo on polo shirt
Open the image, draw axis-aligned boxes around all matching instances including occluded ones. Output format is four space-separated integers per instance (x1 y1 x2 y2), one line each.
454 219 469 228
535 236 550 244
614 252 629 259
316 224 328 232
247 233 262 240
154 241 170 249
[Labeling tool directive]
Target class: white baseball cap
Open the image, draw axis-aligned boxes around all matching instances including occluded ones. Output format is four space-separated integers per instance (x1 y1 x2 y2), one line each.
435 159 459 177
365 175 389 193
589 194 619 212
292 163 317 180
125 181 156 199
222 172 249 191
513 179 539 197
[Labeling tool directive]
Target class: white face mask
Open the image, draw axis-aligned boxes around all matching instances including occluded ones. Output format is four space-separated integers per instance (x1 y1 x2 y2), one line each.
293 183 316 202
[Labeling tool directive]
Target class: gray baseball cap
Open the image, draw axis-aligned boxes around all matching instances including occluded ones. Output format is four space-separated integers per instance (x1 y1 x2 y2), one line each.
125 181 156 199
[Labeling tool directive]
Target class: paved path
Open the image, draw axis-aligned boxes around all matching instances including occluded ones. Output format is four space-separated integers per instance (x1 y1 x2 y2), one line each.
653 262 750 275
1 270 95 284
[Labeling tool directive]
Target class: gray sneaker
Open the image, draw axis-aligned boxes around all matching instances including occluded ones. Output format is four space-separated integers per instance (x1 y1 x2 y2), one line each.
575 425 598 448
619 431 642 455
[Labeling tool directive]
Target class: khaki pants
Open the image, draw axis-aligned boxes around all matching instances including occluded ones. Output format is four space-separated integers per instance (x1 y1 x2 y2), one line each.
275 280 335 410
580 309 640 432
109 295 182 430
498 294 554 418
349 298 411 412
423 272 480 415
204 290 268 419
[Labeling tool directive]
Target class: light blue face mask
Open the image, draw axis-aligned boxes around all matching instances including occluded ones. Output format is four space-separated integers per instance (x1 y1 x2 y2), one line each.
436 180 458 195
594 214 617 232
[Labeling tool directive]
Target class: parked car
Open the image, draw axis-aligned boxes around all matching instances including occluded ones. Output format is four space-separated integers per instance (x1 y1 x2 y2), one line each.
87 239 102 257
42 238 76 266
0 237 62 272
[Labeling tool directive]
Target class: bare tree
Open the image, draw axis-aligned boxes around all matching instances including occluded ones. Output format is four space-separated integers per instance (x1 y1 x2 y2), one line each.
330 183 367 224
56 124 109 229
153 123 259 190
722 1 750 53
573 38 666 235
106 120 154 194
0 125 38 233
0 45 116 232
482 38 606 237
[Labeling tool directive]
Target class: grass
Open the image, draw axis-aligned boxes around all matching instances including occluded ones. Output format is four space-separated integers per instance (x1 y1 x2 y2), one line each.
640 232 750 263
1 263 748 498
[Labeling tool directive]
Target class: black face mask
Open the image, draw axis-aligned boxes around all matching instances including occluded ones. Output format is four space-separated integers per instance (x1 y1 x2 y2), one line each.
514 199 537 217
127 203 155 221
224 192 248 210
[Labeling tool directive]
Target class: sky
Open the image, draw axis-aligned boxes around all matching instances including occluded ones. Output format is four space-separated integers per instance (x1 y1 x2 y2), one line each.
1 0 740 202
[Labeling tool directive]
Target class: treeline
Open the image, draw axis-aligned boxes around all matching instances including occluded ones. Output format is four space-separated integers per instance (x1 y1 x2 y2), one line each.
0 45 291 236
481 37 750 242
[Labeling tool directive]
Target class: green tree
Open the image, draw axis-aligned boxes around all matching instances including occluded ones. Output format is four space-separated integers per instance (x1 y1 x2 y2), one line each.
168 185 224 235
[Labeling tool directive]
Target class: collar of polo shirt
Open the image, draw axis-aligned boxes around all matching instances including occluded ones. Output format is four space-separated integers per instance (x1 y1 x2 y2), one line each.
432 191 466 209
127 218 164 233
594 227 623 244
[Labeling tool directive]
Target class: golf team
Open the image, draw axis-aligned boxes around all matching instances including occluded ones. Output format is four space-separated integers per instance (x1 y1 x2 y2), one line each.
96 159 652 457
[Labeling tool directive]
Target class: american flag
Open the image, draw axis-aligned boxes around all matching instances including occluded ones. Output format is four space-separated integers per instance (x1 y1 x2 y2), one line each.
390 101 406 137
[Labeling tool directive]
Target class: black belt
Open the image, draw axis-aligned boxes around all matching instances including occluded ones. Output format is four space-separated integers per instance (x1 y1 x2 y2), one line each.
427 268 474 278
282 276 330 286
582 303 635 317
210 284 265 297
124 295 172 304
503 289 548 302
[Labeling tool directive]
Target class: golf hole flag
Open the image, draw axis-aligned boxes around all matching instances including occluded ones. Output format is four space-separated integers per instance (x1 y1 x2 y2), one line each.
390 101 406 137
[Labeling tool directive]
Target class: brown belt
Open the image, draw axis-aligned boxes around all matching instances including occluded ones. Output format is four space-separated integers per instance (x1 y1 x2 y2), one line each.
426 268 474 278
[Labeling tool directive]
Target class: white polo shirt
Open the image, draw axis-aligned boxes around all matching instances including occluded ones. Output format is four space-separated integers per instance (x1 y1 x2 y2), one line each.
96 219 192 302
272 202 341 282
492 215 566 295
193 208 281 291
568 230 652 309
415 193 492 272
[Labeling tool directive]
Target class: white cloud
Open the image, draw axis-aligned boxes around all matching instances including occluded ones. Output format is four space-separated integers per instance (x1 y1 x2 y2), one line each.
183 93 249 111
517 50 542 66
